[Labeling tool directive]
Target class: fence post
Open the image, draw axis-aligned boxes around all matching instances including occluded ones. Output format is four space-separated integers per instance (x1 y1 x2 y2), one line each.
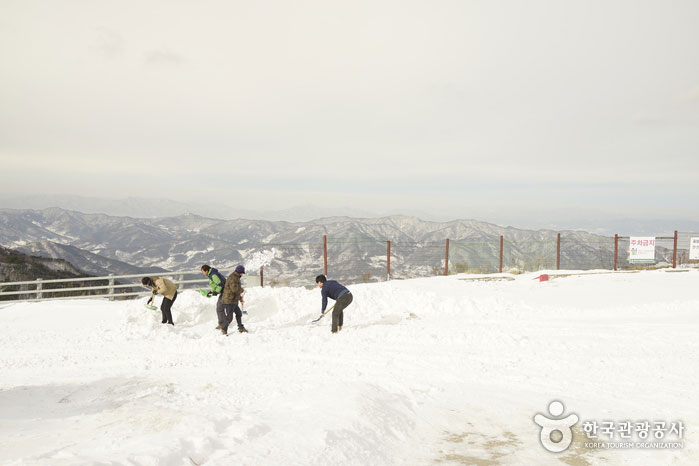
108 274 115 300
556 233 561 270
323 235 328 276
673 230 678 268
260 266 264 287
499 235 504 273
614 234 619 271
386 240 391 280
36 278 43 300
178 274 184 290
444 238 450 275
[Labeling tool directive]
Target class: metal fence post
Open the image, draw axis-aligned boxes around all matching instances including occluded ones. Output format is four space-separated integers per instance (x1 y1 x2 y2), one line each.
387 240 391 280
556 233 561 270
445 238 450 275
108 274 115 300
673 230 678 268
36 278 43 300
499 235 504 273
614 234 619 271
323 235 328 276
260 266 264 287
178 274 184 289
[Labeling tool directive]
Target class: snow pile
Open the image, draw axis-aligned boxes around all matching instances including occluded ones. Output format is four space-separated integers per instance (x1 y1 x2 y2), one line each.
0 270 698 465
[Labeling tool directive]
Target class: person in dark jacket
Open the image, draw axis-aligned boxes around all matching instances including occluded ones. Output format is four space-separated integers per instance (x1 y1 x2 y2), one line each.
316 274 352 333
201 264 226 330
142 276 178 325
221 265 248 334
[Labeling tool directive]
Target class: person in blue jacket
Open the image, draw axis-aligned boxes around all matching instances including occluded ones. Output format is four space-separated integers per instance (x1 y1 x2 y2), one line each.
201 264 226 330
316 274 353 333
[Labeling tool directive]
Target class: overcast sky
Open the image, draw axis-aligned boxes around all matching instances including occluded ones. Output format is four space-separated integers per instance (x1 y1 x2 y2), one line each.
1 0 698 226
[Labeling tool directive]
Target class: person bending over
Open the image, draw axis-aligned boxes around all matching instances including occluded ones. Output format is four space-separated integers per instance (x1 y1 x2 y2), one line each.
316 274 353 333
142 276 178 325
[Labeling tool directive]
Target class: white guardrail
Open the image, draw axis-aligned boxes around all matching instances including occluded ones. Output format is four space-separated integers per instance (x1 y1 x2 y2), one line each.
0 268 261 303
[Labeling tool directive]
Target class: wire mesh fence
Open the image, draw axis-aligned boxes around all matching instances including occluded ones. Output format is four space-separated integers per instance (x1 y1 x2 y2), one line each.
327 238 389 284
676 232 699 267
256 231 699 287
503 238 558 272
560 237 615 270
449 240 500 274
390 241 446 279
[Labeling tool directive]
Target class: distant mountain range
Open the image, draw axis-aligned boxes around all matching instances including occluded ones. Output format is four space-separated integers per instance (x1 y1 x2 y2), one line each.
0 207 662 286
0 194 377 222
2 194 697 235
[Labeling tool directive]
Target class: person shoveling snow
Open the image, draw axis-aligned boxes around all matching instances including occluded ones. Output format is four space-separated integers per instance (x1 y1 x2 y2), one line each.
141 276 179 325
315 274 353 333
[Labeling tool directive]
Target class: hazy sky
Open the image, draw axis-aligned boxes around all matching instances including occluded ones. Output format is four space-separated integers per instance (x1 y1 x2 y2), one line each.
1 0 698 225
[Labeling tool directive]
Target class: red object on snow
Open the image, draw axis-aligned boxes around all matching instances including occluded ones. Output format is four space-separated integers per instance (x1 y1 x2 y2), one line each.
534 274 549 282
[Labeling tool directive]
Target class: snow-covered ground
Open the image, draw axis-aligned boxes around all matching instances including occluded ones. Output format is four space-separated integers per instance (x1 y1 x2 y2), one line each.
1 270 697 465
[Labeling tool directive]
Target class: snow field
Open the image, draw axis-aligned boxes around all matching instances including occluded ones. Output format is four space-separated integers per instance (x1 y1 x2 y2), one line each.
0 270 698 465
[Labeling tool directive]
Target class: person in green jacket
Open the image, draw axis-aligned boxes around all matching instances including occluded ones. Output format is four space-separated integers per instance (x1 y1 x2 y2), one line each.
200 264 226 330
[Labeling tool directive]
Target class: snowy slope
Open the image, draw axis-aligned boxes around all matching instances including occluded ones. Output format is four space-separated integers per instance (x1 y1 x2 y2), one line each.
0 270 698 465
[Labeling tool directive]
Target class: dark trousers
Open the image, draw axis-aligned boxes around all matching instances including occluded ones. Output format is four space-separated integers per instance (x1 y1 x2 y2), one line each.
215 294 225 325
222 303 243 331
161 291 177 325
332 292 353 332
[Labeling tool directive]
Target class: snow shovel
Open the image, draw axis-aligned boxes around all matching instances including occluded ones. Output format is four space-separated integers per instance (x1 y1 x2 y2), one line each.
144 296 157 311
312 304 335 323
199 289 212 297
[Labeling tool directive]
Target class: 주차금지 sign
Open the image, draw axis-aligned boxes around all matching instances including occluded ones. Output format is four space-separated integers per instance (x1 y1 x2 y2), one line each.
629 237 655 264
690 237 699 260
